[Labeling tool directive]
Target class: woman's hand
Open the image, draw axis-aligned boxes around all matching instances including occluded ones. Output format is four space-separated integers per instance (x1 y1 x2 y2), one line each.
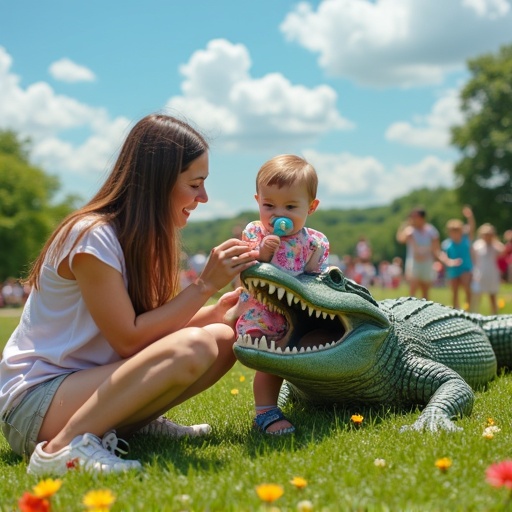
216 287 248 329
197 238 258 295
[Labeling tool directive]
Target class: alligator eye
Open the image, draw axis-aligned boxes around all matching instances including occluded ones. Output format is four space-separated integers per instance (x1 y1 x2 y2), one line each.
327 266 345 285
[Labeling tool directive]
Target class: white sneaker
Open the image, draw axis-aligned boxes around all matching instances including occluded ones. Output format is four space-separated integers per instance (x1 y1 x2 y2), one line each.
137 416 211 438
27 432 142 476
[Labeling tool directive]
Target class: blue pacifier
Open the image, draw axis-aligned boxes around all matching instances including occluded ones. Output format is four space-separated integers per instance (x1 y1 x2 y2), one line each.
272 217 294 236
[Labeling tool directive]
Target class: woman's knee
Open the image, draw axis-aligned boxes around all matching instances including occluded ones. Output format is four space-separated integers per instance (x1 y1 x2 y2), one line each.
162 328 218 381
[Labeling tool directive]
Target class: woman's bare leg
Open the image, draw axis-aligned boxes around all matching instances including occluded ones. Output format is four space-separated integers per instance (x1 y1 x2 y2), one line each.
39 325 235 453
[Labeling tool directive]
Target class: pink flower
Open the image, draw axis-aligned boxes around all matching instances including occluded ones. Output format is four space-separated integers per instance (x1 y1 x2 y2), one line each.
486 460 512 489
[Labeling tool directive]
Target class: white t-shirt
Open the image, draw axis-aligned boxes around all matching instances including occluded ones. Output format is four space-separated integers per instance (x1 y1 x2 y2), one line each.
406 224 439 262
0 219 126 416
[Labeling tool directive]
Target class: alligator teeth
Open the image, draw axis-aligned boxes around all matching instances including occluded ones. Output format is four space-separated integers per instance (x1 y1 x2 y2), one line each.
277 287 286 300
268 284 276 295
235 334 342 354
286 292 294 306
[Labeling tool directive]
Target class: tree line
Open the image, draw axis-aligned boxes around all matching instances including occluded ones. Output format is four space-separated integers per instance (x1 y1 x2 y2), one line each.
0 43 511 281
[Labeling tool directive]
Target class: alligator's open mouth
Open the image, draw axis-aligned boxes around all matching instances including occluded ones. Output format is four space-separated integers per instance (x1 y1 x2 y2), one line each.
235 275 350 355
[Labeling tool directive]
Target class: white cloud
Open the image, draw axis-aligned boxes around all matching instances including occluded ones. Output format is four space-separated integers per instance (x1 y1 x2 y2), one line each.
280 0 512 87
385 88 465 149
166 39 353 150
49 58 96 83
462 0 510 19
304 149 454 206
0 46 130 196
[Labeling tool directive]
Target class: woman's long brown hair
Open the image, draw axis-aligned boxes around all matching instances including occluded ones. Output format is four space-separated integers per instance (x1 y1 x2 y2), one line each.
26 114 209 315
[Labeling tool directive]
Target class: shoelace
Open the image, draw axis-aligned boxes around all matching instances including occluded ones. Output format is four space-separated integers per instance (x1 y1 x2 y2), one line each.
101 430 130 457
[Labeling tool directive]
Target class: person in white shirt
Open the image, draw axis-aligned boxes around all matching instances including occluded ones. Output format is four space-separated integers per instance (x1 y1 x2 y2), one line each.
471 223 505 315
396 207 440 300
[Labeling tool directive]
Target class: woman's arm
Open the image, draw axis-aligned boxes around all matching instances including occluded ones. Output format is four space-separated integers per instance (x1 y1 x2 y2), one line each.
72 239 257 358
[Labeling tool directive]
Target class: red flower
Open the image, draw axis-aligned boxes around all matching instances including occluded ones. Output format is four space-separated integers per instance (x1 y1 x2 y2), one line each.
486 460 512 489
66 457 80 470
18 493 50 512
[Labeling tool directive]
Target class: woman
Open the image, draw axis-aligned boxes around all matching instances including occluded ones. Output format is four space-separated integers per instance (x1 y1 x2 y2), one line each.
0 113 258 475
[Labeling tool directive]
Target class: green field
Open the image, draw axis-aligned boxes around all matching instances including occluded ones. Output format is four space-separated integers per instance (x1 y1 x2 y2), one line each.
1 284 512 511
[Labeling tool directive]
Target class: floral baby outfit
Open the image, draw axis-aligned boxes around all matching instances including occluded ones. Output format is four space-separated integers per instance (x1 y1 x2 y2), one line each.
236 221 329 340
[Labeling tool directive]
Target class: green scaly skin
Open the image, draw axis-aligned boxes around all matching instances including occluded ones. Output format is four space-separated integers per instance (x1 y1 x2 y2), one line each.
233 263 512 432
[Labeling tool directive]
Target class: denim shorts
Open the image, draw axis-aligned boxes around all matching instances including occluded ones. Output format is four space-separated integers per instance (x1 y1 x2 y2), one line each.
1 373 69 458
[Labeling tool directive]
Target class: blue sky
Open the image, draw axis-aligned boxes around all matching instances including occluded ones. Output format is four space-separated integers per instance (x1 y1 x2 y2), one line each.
1 0 512 220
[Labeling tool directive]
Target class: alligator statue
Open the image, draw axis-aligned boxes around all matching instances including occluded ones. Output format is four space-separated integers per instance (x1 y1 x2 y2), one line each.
233 263 512 432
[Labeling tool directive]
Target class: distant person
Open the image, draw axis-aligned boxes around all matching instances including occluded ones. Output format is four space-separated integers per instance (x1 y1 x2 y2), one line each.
497 229 512 283
355 236 372 262
396 207 440 300
234 154 329 435
439 206 475 310
389 256 403 288
0 113 258 476
189 251 208 276
471 223 505 315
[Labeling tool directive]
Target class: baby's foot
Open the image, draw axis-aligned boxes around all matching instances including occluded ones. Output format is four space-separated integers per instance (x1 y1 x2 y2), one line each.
254 407 295 435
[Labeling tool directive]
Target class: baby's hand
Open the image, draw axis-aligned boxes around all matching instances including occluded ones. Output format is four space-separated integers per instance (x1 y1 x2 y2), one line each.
259 235 280 262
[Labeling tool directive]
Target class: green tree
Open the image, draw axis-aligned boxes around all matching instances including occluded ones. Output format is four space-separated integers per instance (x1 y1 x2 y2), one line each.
451 44 512 233
0 130 78 281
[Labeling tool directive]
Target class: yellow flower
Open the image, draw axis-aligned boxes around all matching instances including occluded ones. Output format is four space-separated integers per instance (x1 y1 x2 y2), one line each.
256 483 284 503
239 375 246 382
374 458 386 468
83 489 116 511
297 499 314 512
487 417 495 426
290 476 308 489
435 457 452 472
350 414 364 425
230 388 239 395
483 425 501 439
32 478 62 498
498 298 505 310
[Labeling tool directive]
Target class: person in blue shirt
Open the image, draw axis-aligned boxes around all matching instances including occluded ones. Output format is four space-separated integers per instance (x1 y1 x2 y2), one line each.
439 206 475 310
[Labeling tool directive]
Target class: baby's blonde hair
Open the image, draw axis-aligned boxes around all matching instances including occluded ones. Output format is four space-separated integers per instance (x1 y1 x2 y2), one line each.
256 154 318 201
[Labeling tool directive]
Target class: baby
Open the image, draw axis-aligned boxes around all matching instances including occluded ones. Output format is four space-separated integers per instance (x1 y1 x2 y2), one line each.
236 154 330 435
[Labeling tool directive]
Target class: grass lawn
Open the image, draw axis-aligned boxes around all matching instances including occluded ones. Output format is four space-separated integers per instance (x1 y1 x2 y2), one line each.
1 284 512 511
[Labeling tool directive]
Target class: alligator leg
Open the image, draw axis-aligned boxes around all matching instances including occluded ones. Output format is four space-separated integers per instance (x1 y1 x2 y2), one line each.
400 360 475 433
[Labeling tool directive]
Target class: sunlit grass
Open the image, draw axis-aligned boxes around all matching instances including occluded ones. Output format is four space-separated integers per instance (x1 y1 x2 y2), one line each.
1 284 511 511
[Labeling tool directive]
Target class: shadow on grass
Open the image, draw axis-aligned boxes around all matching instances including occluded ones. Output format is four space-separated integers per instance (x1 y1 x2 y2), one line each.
0 446 23 466
128 401 421 475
